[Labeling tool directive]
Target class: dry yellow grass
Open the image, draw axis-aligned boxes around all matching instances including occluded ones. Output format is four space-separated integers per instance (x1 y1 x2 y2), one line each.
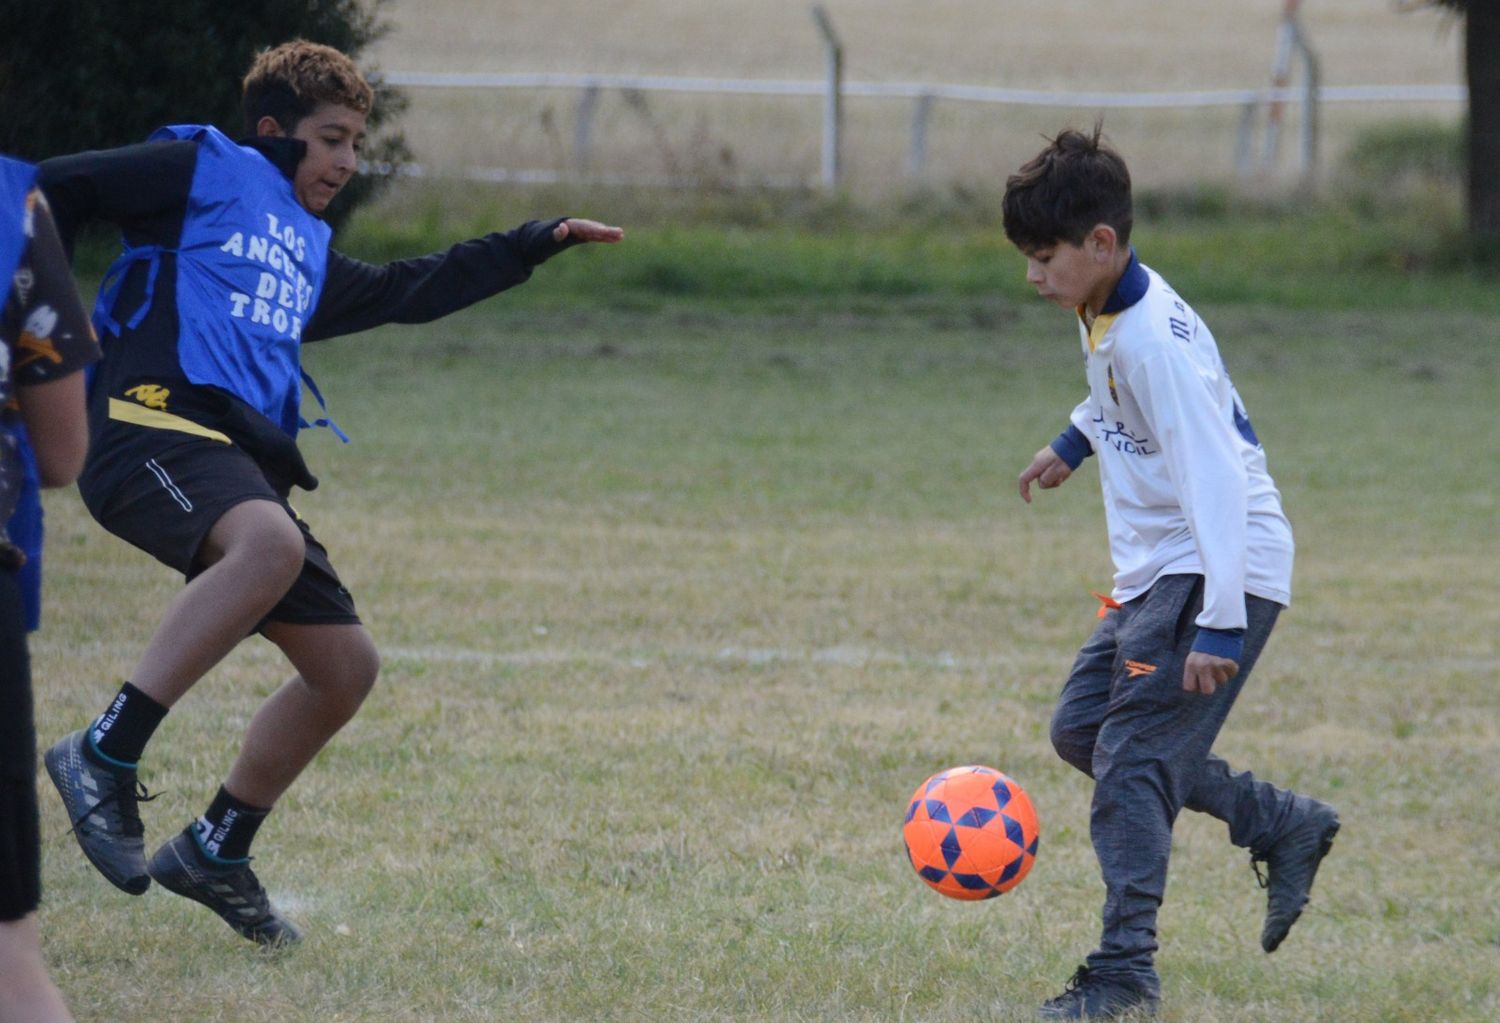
365 0 1465 190
369 0 1459 89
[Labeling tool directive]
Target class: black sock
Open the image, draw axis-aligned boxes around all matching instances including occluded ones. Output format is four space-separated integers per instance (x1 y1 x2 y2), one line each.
192 786 269 863
87 682 169 767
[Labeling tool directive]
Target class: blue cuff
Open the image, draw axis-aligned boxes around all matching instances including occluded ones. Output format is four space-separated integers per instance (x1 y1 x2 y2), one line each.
85 729 138 770
1050 425 1094 470
1192 627 1245 662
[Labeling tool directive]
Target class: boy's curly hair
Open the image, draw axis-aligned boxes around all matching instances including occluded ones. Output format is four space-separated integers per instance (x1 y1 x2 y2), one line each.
242 40 373 134
1002 124 1133 251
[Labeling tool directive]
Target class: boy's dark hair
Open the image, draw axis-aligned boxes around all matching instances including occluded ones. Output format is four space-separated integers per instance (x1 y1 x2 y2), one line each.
1002 125 1133 251
242 40 374 134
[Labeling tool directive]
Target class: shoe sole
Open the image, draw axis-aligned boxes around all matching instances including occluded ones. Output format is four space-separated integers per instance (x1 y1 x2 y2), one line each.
149 842 301 947
1262 817 1340 953
43 740 150 896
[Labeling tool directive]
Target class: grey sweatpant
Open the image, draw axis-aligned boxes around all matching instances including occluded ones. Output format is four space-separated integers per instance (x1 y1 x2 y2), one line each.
1050 574 1302 991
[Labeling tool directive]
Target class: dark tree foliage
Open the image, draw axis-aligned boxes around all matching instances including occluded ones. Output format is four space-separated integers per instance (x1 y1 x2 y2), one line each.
0 0 409 229
1422 0 1499 254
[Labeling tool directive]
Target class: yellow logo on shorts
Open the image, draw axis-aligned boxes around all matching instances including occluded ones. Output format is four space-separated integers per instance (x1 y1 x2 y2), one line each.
1124 660 1157 679
124 384 171 410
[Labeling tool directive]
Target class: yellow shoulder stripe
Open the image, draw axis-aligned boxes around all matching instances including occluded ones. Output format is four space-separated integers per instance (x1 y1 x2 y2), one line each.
108 398 232 445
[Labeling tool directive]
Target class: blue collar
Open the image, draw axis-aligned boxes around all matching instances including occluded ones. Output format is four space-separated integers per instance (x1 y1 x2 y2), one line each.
1100 248 1148 315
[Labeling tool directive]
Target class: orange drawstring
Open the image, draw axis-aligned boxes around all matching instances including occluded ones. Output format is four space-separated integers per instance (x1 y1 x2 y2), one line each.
1090 591 1122 619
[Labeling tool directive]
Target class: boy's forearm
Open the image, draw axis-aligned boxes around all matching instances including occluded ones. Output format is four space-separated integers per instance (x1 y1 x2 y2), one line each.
304 219 572 341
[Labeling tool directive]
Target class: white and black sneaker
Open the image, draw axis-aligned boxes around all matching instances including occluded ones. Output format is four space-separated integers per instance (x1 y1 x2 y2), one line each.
44 730 155 894
147 827 302 947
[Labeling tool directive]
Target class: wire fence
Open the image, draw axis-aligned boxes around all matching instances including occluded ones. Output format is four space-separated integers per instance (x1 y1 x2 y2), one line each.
372 8 1465 194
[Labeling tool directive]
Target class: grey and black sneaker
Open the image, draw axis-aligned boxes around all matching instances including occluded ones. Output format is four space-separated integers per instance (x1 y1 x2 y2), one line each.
44 729 155 894
1038 966 1160 1020
147 828 302 947
1254 797 1341 953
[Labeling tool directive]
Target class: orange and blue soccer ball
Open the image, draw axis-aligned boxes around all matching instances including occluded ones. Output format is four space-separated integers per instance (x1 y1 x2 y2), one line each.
903 765 1040 900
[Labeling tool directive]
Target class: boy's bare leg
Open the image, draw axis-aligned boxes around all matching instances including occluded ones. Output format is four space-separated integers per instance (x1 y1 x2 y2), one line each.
45 499 307 895
224 621 380 807
0 916 74 1023
130 499 307 708
141 623 377 946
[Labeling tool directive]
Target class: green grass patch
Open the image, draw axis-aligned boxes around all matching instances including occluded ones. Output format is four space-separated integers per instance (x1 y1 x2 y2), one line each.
331 175 1497 317
29 292 1500 1021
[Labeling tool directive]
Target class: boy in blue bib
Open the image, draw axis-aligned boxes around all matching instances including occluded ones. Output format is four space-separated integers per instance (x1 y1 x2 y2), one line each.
38 40 622 945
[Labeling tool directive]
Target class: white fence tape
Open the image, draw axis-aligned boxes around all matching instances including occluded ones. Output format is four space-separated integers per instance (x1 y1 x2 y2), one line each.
382 71 1464 109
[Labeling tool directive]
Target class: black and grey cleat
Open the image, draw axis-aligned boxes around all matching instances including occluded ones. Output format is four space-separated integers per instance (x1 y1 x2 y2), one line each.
1254 798 1341 953
148 827 302 947
44 729 154 895
1037 966 1160 1021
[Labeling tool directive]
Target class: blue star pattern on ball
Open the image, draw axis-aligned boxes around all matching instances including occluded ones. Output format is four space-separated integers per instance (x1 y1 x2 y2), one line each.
902 765 1040 900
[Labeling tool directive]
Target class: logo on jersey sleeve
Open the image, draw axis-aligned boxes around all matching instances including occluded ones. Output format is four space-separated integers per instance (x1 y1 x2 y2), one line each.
1233 400 1259 446
1169 298 1192 343
16 305 62 368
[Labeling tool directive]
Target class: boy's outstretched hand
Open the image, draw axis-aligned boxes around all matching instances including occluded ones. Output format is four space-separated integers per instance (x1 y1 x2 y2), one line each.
1018 445 1073 503
554 218 624 244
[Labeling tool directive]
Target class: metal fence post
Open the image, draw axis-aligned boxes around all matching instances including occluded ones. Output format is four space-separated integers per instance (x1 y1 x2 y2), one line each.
1258 0 1319 185
1262 3 1297 170
811 5 843 190
908 92 936 180
574 83 601 176
1290 15 1321 186
1234 100 1258 179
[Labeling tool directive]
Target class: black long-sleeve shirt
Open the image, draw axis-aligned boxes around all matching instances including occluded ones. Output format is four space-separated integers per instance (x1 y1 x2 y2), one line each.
38 135 574 492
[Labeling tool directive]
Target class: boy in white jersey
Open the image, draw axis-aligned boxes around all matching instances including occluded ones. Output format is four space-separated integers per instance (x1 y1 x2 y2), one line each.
1005 127 1339 1020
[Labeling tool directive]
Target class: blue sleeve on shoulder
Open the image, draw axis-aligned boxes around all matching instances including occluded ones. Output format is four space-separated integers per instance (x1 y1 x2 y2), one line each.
1192 627 1245 662
1050 425 1094 470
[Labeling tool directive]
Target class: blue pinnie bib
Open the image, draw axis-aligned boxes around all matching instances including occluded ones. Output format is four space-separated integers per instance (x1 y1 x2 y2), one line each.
0 156 34 298
0 155 41 628
98 125 335 438
162 125 331 435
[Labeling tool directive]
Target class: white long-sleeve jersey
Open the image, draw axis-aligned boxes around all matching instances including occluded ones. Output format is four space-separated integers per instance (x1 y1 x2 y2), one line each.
1051 256 1293 639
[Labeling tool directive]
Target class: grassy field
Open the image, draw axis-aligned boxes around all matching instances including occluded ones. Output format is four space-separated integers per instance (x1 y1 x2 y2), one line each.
363 0 1465 191
27 207 1500 1021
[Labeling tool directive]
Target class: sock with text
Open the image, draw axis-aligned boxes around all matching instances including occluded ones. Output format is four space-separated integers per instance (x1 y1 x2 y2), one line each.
193 787 270 863
88 682 169 767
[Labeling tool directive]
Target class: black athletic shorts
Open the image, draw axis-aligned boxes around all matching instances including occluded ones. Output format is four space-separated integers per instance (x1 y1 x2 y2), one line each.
1 572 41 921
79 436 359 628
